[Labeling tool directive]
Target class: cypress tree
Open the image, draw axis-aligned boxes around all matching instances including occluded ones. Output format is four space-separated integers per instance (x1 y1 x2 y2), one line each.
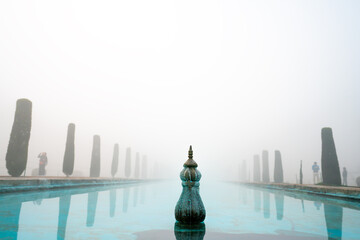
6 99 32 177
262 150 270 182
141 155 147 179
134 152 140 179
62 123 75 177
356 176 360 187
321 128 341 186
89 135 101 177
253 155 260 182
124 147 131 178
299 160 303 184
274 150 283 183
111 144 119 178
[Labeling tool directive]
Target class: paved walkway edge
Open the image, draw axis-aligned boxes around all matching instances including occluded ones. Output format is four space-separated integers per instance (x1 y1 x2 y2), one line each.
240 182 360 201
0 178 148 194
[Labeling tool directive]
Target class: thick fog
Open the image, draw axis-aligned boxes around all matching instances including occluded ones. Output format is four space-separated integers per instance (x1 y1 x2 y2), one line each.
0 1 359 184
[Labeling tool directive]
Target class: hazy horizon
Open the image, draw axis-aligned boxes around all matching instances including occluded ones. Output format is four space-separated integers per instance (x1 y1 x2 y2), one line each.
1 0 359 185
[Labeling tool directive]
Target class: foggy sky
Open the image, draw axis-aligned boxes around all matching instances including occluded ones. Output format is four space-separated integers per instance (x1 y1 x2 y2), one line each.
0 1 359 184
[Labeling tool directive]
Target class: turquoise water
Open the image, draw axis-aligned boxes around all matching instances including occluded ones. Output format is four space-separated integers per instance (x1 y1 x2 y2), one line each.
0 181 360 239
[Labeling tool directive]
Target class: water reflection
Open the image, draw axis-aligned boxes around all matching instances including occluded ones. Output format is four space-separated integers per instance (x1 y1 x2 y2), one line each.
122 187 130 213
274 192 284 220
110 189 116 218
324 204 343 240
133 187 139 207
57 195 71 240
253 190 261 212
86 192 98 227
0 201 22 240
174 222 206 240
263 192 270 219
314 201 322 210
140 185 146 204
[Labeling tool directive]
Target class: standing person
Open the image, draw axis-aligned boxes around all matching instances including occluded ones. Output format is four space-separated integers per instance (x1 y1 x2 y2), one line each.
312 162 320 184
342 167 348 186
38 152 48 176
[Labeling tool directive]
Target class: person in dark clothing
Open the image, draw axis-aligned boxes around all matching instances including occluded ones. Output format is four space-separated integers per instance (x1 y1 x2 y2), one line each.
38 152 48 176
342 167 348 186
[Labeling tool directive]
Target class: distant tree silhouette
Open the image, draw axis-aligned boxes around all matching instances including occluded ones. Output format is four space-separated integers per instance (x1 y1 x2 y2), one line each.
134 152 140 179
125 147 131 178
274 150 283 183
111 143 119 178
89 135 101 177
253 155 260 182
6 99 32 177
299 160 303 184
356 177 360 187
63 123 75 177
262 150 270 182
321 128 341 186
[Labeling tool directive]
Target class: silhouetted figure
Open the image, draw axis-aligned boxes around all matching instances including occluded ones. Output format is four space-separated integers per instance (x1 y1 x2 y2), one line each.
38 152 48 176
312 161 320 184
342 167 348 186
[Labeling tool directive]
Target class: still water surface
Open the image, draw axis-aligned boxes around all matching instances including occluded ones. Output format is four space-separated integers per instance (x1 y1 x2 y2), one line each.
0 181 359 239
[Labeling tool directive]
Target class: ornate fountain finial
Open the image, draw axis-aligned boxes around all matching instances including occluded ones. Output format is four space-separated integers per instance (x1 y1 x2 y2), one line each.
175 146 206 224
184 145 197 168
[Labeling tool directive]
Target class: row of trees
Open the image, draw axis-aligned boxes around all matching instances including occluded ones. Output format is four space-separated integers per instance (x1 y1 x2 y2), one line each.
252 150 284 183
5 98 148 178
249 127 343 186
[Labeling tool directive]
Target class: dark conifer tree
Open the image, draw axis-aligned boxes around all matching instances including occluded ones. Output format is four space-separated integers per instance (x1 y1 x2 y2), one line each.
125 147 131 178
111 144 119 178
321 128 341 186
299 160 303 184
63 123 75 177
262 150 270 182
6 99 32 177
253 155 260 182
89 135 101 177
274 150 283 183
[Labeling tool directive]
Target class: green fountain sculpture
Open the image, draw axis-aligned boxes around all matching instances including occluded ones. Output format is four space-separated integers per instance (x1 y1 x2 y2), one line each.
175 146 206 225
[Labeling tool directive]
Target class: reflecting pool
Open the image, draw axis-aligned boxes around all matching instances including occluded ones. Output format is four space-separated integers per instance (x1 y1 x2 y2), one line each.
0 181 359 239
